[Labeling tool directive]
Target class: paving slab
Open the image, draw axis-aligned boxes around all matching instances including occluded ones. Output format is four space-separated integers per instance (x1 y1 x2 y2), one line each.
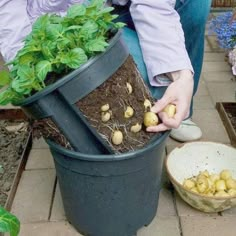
194 80 210 97
204 52 226 62
32 137 49 149
180 216 236 236
202 61 231 72
206 82 236 104
193 95 215 110
202 71 234 83
156 188 176 217
20 222 82 236
26 149 55 170
50 182 66 221
192 109 231 144
137 216 181 236
11 169 56 223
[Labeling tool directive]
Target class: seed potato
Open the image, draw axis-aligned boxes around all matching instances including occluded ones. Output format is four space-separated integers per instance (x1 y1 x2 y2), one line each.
143 112 158 127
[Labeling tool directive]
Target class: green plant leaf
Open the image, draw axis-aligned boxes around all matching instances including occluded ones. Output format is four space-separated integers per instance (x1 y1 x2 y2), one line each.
85 37 108 53
0 207 20 236
46 24 64 40
18 53 35 65
0 70 11 88
67 4 86 18
60 48 87 69
79 20 98 40
17 65 35 82
36 61 52 81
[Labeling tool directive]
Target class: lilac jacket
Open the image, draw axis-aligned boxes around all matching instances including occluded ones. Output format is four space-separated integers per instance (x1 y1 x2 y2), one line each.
0 0 193 86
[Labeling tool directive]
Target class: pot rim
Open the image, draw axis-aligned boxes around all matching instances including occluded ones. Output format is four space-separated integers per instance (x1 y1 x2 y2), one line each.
47 130 170 162
14 30 122 106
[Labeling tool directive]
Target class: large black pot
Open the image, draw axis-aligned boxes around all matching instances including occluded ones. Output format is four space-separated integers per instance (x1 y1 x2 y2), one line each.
47 130 169 236
16 30 129 154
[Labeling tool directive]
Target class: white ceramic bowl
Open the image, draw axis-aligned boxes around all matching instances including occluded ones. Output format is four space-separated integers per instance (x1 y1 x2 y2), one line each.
166 142 236 212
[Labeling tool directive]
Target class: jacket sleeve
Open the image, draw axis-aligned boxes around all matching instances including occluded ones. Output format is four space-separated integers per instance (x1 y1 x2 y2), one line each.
26 0 85 23
130 0 193 85
0 0 32 62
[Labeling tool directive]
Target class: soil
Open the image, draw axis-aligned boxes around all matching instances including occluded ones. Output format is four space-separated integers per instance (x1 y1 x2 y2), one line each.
0 120 29 206
33 56 160 153
76 56 159 153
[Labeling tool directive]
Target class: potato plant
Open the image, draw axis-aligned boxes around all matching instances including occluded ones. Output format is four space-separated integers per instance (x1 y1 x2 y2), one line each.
0 0 125 105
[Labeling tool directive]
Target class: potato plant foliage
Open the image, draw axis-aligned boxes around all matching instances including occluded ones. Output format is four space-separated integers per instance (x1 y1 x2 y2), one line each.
0 207 20 236
0 0 124 105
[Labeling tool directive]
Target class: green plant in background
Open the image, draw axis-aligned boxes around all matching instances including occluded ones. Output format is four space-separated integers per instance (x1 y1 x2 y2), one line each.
0 207 20 236
0 0 125 105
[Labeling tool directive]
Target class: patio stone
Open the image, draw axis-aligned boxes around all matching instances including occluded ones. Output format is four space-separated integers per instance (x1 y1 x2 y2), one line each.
32 137 49 149
50 182 66 221
192 109 231 144
193 95 214 110
175 193 218 217
137 216 181 236
180 216 236 236
20 222 82 236
202 71 234 83
157 188 176 217
26 149 55 170
11 169 56 223
202 61 231 72
195 80 210 97
204 52 226 62
206 82 236 104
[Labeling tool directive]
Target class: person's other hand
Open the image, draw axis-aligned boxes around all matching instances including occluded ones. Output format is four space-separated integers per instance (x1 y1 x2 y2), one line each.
146 69 194 132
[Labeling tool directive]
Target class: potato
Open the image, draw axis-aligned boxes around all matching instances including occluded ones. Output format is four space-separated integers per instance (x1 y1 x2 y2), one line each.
101 112 111 122
226 178 236 190
101 104 110 112
199 170 210 178
220 169 232 180
163 104 176 118
209 174 220 183
215 179 227 192
124 106 134 118
111 130 123 145
183 179 195 190
196 177 209 193
190 187 198 194
143 112 158 127
130 123 142 133
228 189 236 196
144 99 152 111
126 82 133 94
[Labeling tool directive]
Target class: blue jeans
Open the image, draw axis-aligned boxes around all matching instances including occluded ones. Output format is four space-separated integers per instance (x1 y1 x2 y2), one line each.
115 0 211 117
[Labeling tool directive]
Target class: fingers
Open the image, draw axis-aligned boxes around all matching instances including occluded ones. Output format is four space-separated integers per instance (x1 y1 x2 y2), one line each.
146 122 171 132
151 95 174 114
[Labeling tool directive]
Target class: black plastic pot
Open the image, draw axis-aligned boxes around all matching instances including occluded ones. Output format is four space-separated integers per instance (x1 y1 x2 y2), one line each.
16 30 129 154
47 130 169 236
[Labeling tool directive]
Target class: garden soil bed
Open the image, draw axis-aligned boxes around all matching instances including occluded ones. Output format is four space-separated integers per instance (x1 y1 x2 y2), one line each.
34 55 160 153
216 102 236 147
0 109 32 209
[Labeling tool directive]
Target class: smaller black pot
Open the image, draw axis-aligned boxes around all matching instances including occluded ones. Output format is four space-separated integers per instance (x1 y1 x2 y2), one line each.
47 130 169 236
16 30 129 154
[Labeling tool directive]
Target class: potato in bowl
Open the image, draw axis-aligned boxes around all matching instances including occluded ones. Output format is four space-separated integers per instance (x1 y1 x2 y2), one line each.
165 142 236 213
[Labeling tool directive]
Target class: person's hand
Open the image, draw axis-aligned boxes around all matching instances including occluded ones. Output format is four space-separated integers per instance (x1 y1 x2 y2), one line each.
146 69 194 132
